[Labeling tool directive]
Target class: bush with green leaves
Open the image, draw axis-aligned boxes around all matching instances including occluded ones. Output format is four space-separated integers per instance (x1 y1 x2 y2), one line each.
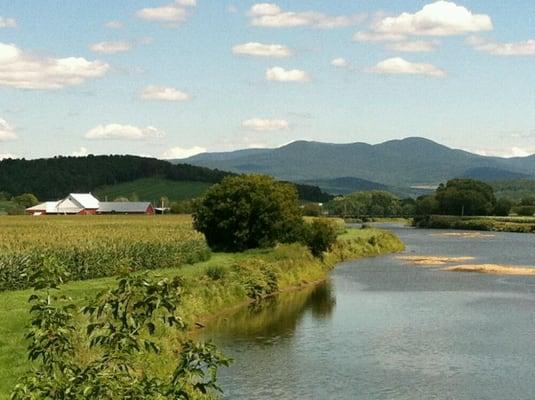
193 175 304 252
514 205 535 217
13 193 39 208
233 259 279 300
302 219 338 258
11 260 231 400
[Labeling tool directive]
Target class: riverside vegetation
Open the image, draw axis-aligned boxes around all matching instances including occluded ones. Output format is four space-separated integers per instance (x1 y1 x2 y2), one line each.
0 216 403 399
0 176 403 400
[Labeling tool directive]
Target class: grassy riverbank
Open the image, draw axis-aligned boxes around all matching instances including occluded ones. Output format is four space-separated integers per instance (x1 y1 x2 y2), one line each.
0 217 402 398
414 215 535 233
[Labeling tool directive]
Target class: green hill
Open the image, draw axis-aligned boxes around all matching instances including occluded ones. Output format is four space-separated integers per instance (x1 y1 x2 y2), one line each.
0 155 229 200
95 178 211 202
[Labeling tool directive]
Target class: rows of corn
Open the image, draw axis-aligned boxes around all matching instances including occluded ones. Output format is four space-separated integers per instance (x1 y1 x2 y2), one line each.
0 215 211 291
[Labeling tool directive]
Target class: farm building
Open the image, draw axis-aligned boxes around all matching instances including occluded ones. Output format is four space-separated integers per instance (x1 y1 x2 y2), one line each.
26 193 154 215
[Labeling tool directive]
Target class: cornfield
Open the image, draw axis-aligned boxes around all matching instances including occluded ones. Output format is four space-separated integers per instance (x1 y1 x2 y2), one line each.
0 215 211 291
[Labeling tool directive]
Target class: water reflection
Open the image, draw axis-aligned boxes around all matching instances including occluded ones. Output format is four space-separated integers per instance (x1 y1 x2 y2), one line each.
205 282 335 342
207 226 535 399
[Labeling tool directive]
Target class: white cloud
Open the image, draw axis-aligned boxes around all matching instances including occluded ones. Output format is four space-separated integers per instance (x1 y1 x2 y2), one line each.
387 40 439 53
0 17 16 28
331 57 349 67
137 0 196 25
248 3 364 29
266 66 310 82
468 36 535 56
85 124 165 141
90 41 132 54
139 85 191 102
0 153 16 160
373 1 492 37
232 42 293 58
105 20 123 29
161 145 206 159
371 57 446 77
72 146 89 157
472 147 533 158
353 31 407 43
0 118 17 141
242 118 289 131
0 42 109 90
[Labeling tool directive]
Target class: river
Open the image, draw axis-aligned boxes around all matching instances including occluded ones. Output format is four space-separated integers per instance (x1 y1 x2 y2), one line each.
203 225 535 399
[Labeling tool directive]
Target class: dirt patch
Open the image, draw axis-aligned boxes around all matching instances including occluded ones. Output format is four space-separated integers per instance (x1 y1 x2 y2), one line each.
397 255 475 266
431 232 495 239
443 264 535 275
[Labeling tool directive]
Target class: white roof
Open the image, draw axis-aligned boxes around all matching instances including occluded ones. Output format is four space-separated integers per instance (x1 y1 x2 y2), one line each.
68 193 100 209
26 201 60 213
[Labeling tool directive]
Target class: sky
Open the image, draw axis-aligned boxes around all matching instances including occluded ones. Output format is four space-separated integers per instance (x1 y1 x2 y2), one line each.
0 0 534 160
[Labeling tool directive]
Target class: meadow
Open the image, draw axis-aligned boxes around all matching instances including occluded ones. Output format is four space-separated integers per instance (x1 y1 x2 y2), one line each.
0 215 403 398
94 177 211 202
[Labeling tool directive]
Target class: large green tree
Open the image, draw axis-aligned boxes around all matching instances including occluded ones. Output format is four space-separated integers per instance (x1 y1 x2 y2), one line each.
193 175 304 252
435 179 496 216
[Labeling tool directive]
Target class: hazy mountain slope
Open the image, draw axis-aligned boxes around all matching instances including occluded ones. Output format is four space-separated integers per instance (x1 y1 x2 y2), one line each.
460 167 531 182
300 176 432 198
182 137 535 187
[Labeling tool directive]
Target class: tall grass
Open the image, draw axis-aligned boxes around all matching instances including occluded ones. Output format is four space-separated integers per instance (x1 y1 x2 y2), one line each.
0 215 211 291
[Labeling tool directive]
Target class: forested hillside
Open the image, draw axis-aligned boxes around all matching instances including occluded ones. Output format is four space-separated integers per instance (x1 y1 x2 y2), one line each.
0 155 332 203
0 155 230 200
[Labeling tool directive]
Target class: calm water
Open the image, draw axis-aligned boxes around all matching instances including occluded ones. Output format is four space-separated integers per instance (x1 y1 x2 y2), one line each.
204 226 535 400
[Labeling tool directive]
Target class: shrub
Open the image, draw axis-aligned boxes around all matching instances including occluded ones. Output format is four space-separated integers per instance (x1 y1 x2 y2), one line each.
205 265 228 281
495 198 514 216
233 259 279 300
13 193 39 208
302 219 338 258
193 175 304 252
302 203 322 217
514 205 535 217
12 265 231 399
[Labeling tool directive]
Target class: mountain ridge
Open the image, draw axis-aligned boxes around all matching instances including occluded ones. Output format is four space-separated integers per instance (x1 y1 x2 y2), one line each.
179 137 535 189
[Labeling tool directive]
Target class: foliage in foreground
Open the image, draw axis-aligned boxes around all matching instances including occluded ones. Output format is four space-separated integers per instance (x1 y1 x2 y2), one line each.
194 175 304 252
11 260 230 400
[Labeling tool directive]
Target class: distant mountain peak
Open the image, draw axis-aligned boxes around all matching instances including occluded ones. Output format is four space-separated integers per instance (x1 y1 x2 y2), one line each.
180 137 535 189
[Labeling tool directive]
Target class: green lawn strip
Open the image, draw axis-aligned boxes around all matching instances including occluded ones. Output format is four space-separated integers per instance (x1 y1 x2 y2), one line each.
0 228 403 398
415 215 535 233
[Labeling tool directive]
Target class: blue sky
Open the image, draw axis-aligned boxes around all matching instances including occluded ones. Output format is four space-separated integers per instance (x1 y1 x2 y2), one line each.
0 1 534 160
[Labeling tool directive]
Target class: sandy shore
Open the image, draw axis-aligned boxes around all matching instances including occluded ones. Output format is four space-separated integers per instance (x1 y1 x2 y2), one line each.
397 255 475 266
431 232 495 239
443 264 535 275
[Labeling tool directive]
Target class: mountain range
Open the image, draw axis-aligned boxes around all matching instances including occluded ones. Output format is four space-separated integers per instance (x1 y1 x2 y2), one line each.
180 137 535 194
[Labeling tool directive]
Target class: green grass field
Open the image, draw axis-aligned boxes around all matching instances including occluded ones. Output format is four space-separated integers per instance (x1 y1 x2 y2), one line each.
0 216 404 398
94 177 212 202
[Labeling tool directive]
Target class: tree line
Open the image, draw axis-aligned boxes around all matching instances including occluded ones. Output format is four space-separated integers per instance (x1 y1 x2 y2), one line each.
0 155 332 205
